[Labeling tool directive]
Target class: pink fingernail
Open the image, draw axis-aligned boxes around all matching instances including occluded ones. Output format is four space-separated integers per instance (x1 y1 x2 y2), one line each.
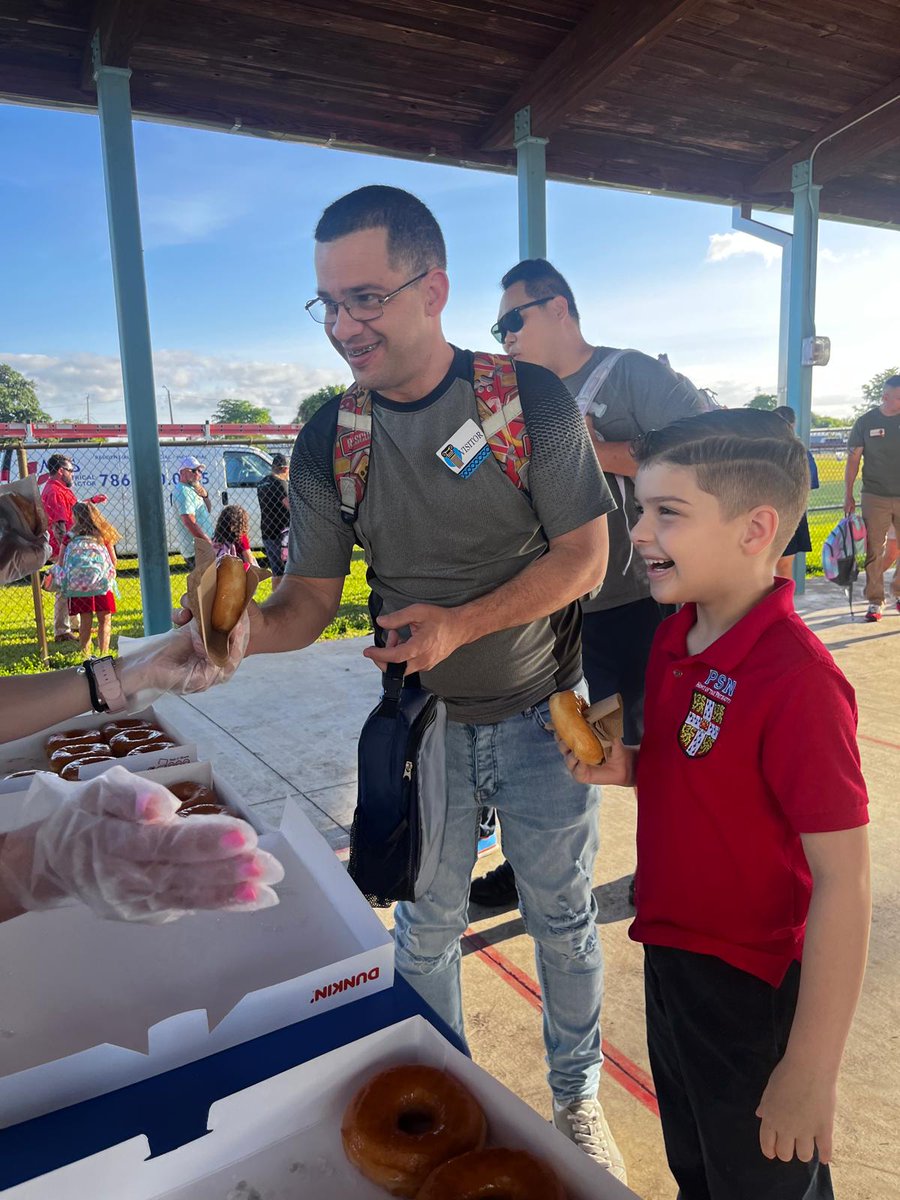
233 883 257 903
221 830 246 850
137 792 164 821
238 860 263 880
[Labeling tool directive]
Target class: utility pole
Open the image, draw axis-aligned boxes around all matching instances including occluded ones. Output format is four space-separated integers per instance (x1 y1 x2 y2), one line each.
85 393 91 423
161 384 174 424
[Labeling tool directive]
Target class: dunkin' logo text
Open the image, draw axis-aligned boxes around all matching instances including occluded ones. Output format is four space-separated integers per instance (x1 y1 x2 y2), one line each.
309 966 381 1004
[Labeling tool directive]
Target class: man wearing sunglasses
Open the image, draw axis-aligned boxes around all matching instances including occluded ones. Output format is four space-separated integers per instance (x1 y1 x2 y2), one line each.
238 186 628 1181
473 260 710 912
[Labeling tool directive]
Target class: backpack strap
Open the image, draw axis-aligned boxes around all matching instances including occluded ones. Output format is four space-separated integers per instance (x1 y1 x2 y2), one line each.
333 381 373 525
472 351 531 493
332 353 531 525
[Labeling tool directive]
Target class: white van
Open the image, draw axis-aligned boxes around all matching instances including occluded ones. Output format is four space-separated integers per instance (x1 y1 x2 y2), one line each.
22 442 279 557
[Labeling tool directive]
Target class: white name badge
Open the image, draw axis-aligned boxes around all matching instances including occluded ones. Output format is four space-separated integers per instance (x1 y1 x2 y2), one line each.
869 428 886 437
436 419 491 478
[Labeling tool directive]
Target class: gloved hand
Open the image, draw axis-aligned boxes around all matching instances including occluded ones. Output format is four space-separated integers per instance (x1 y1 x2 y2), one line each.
0 766 283 924
115 610 249 709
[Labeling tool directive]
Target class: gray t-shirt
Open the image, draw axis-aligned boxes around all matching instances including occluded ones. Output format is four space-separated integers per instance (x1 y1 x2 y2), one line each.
563 347 711 612
288 347 614 723
848 407 900 498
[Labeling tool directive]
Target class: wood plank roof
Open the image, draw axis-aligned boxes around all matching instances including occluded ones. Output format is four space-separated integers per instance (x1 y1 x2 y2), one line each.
2 0 899 227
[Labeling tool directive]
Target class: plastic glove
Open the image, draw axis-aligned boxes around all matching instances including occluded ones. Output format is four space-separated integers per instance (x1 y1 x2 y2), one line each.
115 610 249 710
0 766 283 924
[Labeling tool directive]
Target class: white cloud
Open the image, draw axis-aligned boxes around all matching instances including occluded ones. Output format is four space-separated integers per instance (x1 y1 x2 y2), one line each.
0 350 345 423
705 231 782 267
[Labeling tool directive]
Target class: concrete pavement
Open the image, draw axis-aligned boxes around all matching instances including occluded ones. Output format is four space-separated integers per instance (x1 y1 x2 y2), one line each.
156 577 898 1199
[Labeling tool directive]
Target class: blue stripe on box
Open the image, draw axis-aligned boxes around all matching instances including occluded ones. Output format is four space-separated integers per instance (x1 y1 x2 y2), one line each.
460 445 491 478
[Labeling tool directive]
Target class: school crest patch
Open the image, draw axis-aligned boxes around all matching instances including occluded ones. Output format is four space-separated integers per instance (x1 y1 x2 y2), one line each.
679 690 726 758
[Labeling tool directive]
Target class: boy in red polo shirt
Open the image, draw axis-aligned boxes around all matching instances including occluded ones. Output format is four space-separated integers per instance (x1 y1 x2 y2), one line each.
560 409 870 1199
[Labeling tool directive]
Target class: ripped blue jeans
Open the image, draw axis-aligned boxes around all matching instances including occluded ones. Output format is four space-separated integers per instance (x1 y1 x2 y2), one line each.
393 693 603 1104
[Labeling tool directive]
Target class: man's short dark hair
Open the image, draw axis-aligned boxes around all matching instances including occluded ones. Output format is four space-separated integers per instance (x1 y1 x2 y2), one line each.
499 259 580 321
47 453 72 474
633 408 809 545
882 375 900 390
271 453 288 470
314 186 446 273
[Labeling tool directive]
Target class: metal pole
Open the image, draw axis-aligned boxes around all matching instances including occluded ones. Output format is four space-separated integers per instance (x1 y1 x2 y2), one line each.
514 107 548 260
162 385 174 424
93 36 171 633
730 206 792 404
786 160 821 596
17 446 49 663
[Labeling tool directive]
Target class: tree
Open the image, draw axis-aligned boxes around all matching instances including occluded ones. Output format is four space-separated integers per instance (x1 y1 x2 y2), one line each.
746 393 777 411
212 398 272 424
852 365 899 419
0 363 50 422
811 413 847 428
296 383 347 424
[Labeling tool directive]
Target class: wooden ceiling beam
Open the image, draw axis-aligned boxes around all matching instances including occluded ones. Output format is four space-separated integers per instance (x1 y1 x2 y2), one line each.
80 0 151 90
752 75 900 192
477 0 704 151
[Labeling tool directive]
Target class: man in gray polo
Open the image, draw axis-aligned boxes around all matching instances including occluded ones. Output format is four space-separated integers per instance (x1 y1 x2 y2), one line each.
845 374 900 620
472 258 710 909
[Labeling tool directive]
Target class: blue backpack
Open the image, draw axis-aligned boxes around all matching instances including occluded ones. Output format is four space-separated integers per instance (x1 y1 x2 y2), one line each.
821 514 866 612
60 536 115 598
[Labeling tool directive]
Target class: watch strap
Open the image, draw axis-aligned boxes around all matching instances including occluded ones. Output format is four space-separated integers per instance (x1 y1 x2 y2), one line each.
86 656 128 714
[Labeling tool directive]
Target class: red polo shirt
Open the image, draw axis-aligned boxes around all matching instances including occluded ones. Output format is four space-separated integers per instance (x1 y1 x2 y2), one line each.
40 476 76 557
630 578 868 986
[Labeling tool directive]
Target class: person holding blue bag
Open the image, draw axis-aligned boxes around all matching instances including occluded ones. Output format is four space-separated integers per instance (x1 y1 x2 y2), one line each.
59 500 119 657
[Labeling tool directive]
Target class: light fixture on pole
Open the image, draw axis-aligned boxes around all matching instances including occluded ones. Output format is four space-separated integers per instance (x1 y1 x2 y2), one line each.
160 385 174 424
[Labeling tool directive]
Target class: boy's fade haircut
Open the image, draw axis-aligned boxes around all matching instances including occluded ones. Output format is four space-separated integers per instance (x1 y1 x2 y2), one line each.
633 408 810 547
883 374 900 390
314 185 447 274
499 258 580 321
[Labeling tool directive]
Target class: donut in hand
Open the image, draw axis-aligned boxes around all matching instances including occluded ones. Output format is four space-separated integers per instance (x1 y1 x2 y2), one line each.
548 690 605 765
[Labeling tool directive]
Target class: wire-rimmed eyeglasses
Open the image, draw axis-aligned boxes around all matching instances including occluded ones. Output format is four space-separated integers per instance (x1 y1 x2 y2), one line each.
305 271 430 325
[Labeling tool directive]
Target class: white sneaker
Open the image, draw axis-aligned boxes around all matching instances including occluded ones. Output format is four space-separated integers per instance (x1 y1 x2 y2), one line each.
552 1096 627 1184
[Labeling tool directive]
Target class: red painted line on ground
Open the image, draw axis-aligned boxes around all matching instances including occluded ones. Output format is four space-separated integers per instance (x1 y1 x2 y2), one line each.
858 732 900 752
463 928 659 1118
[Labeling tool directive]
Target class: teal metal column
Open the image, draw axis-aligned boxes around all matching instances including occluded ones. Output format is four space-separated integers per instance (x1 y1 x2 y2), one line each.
786 160 821 596
93 39 171 633
514 107 548 259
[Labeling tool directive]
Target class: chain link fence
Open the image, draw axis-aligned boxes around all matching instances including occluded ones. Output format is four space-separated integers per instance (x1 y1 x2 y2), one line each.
0 439 855 675
1 439 290 674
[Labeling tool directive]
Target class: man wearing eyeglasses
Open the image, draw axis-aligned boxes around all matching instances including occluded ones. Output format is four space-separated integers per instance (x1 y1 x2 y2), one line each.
240 186 627 1180
472 260 711 911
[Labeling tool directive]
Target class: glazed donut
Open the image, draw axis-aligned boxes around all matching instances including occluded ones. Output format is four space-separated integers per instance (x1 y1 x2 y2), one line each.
123 738 176 756
101 719 158 740
211 554 246 634
168 782 229 817
48 743 111 772
46 730 105 755
60 755 114 781
4 770 40 780
548 690 604 765
108 729 169 756
415 1147 566 1200
342 1065 487 1198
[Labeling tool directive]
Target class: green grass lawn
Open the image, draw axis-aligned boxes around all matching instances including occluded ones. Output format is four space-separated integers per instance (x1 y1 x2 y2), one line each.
0 550 373 675
0 499 842 677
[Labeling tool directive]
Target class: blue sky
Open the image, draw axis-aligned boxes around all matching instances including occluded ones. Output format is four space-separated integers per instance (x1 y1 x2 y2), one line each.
1 102 897 424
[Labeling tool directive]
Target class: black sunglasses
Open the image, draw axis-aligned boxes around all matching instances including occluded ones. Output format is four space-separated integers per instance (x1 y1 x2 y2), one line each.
491 296 554 343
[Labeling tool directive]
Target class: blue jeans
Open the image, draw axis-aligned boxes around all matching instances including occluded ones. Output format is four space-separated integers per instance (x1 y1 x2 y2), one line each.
393 694 603 1104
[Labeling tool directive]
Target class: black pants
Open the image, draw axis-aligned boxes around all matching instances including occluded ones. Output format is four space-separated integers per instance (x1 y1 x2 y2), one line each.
581 595 669 743
644 946 833 1200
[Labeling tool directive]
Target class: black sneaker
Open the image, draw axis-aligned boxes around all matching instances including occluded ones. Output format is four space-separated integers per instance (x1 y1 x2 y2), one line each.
469 859 518 908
